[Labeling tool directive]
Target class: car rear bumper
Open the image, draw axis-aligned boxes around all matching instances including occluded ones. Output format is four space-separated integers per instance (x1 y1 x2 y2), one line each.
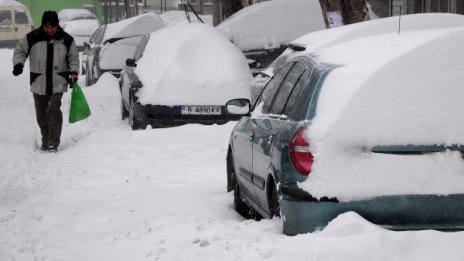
280 185 464 235
135 103 242 127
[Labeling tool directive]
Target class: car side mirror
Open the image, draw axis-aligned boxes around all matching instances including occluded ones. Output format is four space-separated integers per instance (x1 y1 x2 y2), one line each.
126 58 137 67
226 99 250 116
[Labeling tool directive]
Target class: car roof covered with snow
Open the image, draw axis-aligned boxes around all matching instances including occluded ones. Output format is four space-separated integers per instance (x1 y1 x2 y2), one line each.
58 8 96 25
103 12 165 44
135 23 252 106
62 19 99 36
267 13 464 76
216 0 326 52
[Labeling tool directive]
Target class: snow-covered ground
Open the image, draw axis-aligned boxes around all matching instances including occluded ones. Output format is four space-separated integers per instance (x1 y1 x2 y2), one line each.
1 48 464 260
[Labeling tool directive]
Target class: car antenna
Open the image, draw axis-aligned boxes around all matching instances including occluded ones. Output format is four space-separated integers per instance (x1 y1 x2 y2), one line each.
398 6 402 35
181 0 204 24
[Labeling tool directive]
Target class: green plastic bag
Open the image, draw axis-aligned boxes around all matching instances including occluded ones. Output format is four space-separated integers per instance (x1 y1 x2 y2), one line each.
69 82 91 123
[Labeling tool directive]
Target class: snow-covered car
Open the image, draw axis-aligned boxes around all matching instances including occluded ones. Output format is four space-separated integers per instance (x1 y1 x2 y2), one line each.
58 8 96 28
250 12 464 102
83 12 165 86
62 18 99 51
216 0 326 75
226 13 464 235
81 24 105 76
120 23 252 130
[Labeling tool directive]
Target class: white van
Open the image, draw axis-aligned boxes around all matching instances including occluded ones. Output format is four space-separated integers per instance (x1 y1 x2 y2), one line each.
0 0 34 48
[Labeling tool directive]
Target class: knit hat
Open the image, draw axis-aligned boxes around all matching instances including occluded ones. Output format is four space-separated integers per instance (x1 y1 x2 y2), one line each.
42 11 59 26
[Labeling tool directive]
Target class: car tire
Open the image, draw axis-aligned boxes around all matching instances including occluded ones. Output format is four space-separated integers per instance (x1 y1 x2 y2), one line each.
234 177 254 219
121 96 129 120
268 180 280 218
129 88 145 130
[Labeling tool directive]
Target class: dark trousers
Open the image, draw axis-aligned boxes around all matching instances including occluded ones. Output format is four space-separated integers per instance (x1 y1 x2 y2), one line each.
33 93 63 147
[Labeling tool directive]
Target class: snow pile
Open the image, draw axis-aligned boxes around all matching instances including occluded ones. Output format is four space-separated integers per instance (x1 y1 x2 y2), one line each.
216 0 326 51
135 23 252 106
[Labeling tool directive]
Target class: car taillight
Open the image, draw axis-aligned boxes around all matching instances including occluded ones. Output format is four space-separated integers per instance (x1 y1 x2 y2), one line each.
289 125 313 176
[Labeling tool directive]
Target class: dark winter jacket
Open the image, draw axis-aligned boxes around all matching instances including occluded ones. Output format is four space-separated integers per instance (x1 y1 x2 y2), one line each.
12 26 79 95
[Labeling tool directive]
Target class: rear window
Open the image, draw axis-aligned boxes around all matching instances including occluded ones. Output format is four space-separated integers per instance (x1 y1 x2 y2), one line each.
14 11 29 24
256 62 293 114
269 61 306 115
0 10 12 25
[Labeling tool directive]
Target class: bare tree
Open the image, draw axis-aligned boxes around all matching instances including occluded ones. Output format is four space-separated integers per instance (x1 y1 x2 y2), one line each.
124 0 131 18
213 0 244 25
319 0 368 28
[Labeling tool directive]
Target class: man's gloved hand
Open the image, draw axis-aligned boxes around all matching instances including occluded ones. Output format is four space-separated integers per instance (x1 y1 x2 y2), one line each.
69 72 78 88
12 63 23 76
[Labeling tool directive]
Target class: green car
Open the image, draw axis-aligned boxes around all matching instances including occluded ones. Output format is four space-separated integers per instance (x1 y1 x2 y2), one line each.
226 15 464 235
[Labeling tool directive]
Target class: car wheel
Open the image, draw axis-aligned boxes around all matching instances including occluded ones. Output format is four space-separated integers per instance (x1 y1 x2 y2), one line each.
233 177 254 219
121 95 129 120
268 180 280 218
129 89 145 130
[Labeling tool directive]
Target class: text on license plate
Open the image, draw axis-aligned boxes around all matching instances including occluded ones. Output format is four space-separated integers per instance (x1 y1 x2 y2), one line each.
181 106 221 115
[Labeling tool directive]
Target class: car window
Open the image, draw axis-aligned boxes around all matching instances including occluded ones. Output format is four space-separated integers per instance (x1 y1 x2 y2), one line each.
95 26 106 45
269 61 306 116
89 26 102 43
134 36 149 61
14 11 29 24
255 62 293 114
283 64 314 119
0 10 12 25
292 65 328 121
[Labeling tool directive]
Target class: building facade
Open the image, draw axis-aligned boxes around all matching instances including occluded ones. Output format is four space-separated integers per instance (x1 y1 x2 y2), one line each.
369 0 464 17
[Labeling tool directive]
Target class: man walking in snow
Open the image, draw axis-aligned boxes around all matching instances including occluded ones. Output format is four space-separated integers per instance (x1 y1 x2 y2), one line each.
12 10 79 152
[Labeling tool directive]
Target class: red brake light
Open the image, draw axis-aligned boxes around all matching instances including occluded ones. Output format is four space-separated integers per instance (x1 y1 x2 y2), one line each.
289 125 313 176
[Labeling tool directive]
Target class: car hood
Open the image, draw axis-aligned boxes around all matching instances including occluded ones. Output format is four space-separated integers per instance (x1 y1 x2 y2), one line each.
135 23 252 106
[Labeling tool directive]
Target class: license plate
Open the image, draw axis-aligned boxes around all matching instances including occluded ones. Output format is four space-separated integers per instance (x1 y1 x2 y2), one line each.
181 106 221 115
